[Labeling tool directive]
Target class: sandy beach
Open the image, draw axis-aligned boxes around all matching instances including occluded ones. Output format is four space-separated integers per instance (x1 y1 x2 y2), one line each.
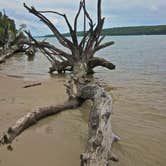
0 74 88 166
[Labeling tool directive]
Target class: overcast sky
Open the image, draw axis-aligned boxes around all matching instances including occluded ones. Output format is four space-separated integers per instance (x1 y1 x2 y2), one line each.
0 0 166 35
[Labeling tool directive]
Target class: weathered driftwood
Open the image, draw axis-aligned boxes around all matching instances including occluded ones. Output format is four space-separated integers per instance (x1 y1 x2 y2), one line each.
0 41 29 64
0 29 29 64
0 50 15 63
80 85 120 165
0 98 81 145
23 82 42 88
0 78 119 166
0 49 23 63
0 12 32 63
0 47 25 64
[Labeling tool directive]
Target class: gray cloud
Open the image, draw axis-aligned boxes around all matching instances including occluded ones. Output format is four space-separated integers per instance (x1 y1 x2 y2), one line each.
0 0 166 35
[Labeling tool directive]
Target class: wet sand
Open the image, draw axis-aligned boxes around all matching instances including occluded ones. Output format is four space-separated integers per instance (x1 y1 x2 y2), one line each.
0 74 87 166
0 73 166 166
0 74 166 166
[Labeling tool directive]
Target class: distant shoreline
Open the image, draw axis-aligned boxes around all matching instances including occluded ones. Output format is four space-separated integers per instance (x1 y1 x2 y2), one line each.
38 25 166 38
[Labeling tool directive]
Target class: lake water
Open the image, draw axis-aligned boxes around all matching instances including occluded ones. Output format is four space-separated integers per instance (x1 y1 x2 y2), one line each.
0 35 166 166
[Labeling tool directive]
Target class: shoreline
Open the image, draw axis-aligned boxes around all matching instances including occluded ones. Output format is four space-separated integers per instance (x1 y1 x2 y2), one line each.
0 70 166 166
0 73 68 129
0 73 87 166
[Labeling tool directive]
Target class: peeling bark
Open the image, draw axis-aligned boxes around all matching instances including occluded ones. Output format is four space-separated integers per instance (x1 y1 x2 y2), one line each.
23 82 42 88
0 75 120 166
0 48 20 64
0 50 15 63
49 61 72 73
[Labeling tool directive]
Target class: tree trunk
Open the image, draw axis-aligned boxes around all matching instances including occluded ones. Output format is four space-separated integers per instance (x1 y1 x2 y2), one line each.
80 85 120 166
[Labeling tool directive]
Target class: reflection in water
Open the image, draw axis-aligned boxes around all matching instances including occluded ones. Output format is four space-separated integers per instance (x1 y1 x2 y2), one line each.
0 35 166 166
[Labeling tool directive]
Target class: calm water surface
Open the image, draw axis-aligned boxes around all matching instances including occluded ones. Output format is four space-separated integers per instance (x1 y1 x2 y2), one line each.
0 35 166 166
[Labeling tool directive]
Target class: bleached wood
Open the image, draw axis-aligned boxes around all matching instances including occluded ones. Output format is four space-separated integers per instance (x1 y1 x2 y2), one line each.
80 84 120 166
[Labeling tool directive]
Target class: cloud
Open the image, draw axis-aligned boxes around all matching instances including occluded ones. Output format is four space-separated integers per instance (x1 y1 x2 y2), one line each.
0 0 166 35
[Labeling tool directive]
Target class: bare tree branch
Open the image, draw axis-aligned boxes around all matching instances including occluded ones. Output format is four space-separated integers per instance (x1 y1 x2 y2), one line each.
23 3 73 49
97 0 102 24
0 98 81 145
93 41 114 53
24 31 73 61
88 57 115 70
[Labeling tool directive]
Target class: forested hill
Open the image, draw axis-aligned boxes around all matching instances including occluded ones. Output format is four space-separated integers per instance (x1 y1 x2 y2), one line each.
0 11 17 46
44 25 166 37
102 25 166 36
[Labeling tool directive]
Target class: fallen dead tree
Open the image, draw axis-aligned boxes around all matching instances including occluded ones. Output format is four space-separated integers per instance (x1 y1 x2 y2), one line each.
0 49 16 63
23 82 42 88
0 32 33 64
0 1 120 165
0 75 120 165
0 98 81 145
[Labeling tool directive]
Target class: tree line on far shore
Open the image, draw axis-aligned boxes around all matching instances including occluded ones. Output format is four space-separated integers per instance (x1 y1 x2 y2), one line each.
44 25 166 37
102 25 166 36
